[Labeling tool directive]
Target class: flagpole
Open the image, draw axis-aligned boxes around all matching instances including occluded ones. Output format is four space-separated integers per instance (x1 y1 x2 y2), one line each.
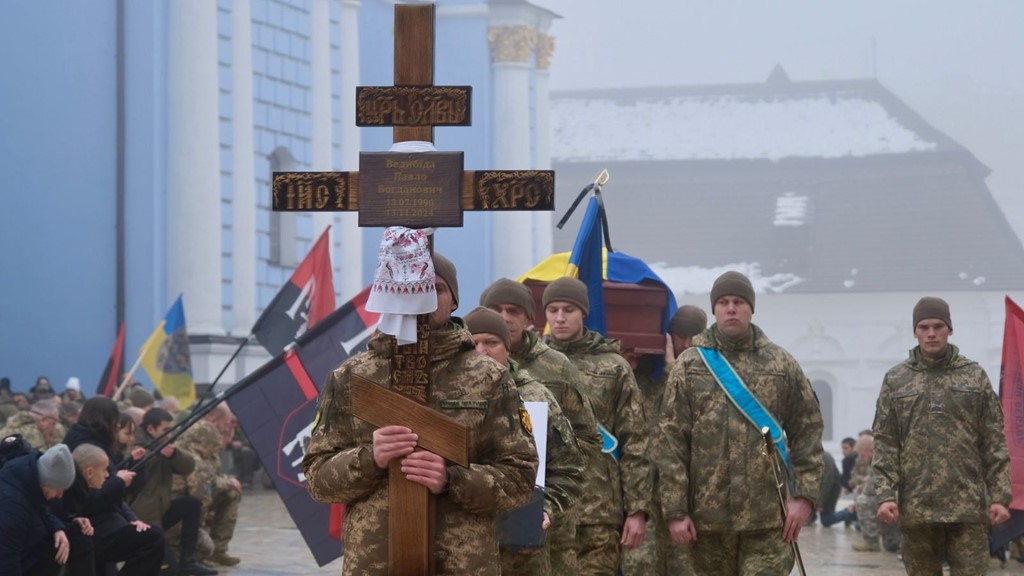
189 334 253 411
113 338 154 401
141 333 253 451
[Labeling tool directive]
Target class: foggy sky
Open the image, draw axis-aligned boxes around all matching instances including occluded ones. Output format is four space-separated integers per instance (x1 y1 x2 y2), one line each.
539 0 1024 238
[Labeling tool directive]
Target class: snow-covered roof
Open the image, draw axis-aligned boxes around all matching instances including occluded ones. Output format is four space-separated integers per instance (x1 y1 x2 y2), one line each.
551 75 954 163
549 73 1024 293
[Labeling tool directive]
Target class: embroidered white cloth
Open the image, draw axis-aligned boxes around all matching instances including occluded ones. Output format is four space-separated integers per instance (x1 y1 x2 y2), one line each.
365 141 441 344
366 226 438 344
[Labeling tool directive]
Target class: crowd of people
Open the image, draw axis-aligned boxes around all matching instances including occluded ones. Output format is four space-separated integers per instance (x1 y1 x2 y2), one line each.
4 258 1019 576
301 257 1014 576
0 377 248 576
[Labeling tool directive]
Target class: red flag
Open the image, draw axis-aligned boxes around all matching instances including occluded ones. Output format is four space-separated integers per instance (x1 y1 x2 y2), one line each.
252 228 336 356
96 323 125 397
1001 296 1024 510
228 286 378 565
328 504 345 541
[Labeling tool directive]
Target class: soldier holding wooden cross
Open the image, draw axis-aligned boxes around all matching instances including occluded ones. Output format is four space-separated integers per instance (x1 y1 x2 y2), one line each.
303 254 539 575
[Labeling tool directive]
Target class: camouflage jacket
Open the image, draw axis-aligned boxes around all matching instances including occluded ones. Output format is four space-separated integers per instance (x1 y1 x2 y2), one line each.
172 419 227 511
303 321 539 576
658 324 824 532
634 355 669 446
129 426 196 524
0 412 57 450
872 345 1011 524
849 457 871 494
513 330 602 472
548 330 653 526
511 361 585 519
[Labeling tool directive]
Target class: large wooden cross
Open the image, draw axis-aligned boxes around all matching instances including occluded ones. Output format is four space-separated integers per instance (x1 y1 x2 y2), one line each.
271 4 554 574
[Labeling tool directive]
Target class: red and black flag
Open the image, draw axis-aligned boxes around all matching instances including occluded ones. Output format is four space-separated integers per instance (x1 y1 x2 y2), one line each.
252 227 336 356
228 287 378 566
993 296 1024 549
96 322 125 397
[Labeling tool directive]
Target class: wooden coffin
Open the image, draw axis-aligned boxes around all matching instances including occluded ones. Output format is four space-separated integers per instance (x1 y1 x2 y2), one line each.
522 279 669 355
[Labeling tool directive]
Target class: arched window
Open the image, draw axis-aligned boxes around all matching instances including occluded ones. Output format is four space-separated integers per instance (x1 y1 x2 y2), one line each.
811 379 834 441
268 147 298 266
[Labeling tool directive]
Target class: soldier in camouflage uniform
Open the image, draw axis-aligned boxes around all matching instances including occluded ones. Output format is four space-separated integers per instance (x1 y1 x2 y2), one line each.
0 398 63 450
873 297 1011 575
621 304 706 576
658 271 824 575
302 254 538 576
176 404 242 567
465 306 586 576
481 278 602 573
543 277 653 575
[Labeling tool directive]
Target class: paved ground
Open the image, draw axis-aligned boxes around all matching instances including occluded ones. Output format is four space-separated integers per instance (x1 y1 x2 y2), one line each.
221 487 1022 575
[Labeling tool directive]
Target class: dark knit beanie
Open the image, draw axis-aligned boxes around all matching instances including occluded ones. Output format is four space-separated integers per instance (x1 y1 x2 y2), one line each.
465 307 511 350
913 297 952 330
669 305 708 338
542 277 589 317
710 271 755 312
482 278 536 320
432 253 459 309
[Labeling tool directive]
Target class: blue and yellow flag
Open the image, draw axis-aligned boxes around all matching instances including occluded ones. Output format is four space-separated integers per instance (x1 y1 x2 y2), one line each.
565 196 607 335
140 295 196 408
520 248 680 337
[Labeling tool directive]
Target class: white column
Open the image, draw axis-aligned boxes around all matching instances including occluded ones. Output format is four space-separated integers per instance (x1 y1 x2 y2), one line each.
311 0 335 252
533 31 555 259
168 0 222 334
338 0 363 300
489 25 537 280
232 0 256 334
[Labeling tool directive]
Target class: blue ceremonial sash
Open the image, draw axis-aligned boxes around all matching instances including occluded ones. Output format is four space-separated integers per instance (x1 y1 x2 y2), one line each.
696 347 793 474
598 423 621 461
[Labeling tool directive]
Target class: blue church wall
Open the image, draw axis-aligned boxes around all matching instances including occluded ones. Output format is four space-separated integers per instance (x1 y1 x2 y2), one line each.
0 1 120 391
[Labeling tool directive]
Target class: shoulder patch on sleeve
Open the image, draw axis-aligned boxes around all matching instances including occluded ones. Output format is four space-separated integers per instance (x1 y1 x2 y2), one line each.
519 407 533 436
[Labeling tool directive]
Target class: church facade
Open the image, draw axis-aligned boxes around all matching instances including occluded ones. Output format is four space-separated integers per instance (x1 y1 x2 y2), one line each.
0 0 560 391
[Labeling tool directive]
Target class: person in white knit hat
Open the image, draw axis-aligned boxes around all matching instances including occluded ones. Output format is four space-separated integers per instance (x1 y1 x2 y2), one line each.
62 377 83 404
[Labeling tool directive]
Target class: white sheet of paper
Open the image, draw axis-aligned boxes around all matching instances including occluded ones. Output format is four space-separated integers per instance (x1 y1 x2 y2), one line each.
523 401 548 487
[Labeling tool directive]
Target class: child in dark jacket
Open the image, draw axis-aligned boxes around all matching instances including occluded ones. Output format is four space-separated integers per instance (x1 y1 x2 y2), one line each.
57 443 164 576
57 397 165 576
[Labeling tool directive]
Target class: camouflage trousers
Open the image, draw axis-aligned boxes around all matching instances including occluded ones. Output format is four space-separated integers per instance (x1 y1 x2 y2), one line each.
547 509 579 573
499 543 550 576
901 523 988 576
577 524 621 575
620 503 667 576
688 529 794 576
856 486 901 551
205 483 240 553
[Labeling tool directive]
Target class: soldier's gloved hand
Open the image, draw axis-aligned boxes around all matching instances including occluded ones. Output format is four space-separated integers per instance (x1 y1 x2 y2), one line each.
876 501 899 524
400 449 447 494
990 503 1010 525
668 516 697 545
373 425 418 469
783 497 812 543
